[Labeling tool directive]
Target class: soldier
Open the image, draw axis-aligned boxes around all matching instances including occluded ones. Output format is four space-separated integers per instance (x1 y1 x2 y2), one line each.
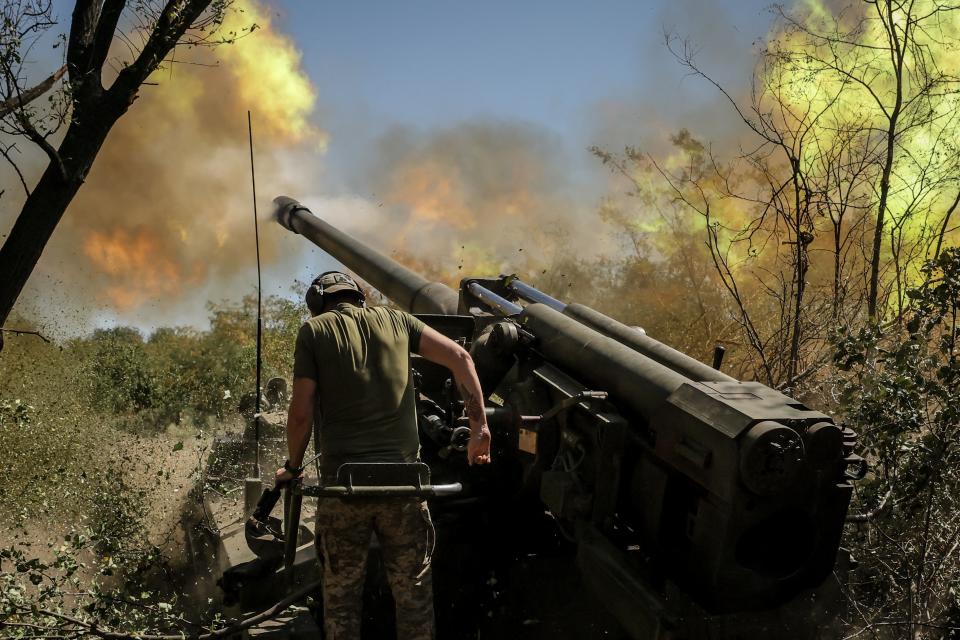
275 270 492 640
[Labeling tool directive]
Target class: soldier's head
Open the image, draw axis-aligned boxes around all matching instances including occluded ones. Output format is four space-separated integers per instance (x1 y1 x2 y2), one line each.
305 271 365 316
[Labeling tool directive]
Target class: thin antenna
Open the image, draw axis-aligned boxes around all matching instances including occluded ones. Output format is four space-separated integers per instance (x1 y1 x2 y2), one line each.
248 110 263 478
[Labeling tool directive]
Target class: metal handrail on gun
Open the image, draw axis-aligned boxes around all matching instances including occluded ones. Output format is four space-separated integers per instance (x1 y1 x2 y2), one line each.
281 462 462 570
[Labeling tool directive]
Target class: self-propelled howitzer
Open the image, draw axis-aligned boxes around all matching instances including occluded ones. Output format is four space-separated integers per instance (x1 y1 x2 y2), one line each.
271 196 864 639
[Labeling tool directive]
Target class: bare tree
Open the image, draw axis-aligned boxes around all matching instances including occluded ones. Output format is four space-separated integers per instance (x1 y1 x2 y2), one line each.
590 141 743 372
636 32 849 388
0 0 240 329
593 0 960 386
773 0 960 319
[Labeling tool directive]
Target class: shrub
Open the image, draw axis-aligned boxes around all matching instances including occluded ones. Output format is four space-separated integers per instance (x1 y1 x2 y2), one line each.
834 248 960 638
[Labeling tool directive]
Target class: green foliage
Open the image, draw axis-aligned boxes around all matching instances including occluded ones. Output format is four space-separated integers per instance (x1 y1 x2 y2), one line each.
833 248 960 636
88 327 155 414
835 248 960 470
86 477 161 576
0 289 306 505
0 397 109 525
0 398 33 429
0 492 196 638
0 290 306 530
0 291 306 636
65 292 306 432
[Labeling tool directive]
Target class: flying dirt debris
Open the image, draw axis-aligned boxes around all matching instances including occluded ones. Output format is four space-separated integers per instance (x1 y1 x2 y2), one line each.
184 196 864 639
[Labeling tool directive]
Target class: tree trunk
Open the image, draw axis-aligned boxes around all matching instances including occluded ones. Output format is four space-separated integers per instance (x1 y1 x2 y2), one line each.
833 218 842 319
867 0 905 321
868 123 898 320
934 190 960 260
0 113 118 326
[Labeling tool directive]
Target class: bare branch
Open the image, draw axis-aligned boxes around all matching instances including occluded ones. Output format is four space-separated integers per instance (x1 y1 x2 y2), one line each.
111 0 222 98
0 64 65 118
0 141 31 196
0 326 51 342
933 189 960 259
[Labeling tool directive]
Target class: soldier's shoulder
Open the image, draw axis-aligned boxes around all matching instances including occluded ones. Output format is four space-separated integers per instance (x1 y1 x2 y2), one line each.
309 307 348 321
363 304 403 319
302 314 334 335
377 306 417 327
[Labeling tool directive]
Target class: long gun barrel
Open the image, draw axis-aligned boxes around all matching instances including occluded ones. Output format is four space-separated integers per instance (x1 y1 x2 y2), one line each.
273 196 459 314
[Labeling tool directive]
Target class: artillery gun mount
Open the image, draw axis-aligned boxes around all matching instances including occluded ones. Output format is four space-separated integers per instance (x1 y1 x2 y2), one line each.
183 196 864 639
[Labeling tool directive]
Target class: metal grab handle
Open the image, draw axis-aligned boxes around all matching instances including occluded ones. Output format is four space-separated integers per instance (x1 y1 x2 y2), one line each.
296 482 463 498
281 480 461 570
522 390 608 425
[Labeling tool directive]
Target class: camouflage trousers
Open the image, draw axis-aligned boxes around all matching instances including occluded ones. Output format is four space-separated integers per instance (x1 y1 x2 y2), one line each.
315 497 435 640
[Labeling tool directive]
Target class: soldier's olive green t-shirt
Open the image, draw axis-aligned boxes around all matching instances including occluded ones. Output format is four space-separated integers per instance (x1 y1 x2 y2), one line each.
293 303 426 481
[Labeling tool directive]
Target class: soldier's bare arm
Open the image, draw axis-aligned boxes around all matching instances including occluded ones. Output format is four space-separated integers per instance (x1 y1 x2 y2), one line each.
416 325 492 465
276 376 317 483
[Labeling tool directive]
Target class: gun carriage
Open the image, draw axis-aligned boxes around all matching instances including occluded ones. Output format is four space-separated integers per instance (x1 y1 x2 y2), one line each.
197 196 863 639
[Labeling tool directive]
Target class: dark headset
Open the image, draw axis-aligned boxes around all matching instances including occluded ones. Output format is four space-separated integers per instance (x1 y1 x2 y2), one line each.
305 271 365 316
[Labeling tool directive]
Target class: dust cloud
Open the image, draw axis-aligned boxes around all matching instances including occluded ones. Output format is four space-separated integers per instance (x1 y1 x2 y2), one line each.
302 121 606 286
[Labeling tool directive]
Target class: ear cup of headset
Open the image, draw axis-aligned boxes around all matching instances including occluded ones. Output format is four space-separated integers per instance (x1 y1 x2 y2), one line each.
305 282 325 316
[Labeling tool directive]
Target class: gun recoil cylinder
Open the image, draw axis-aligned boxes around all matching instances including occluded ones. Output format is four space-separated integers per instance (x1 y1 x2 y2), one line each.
506 278 736 383
520 303 690 420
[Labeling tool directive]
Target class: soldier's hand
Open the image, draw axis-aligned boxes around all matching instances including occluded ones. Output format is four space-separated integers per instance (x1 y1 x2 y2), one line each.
467 425 492 465
275 466 301 486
